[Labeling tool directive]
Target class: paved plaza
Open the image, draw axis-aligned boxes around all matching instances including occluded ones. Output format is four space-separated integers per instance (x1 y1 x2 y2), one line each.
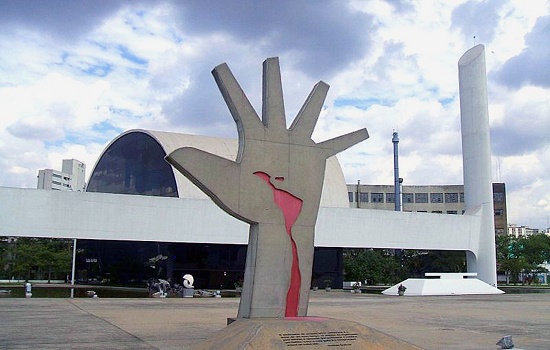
0 291 548 349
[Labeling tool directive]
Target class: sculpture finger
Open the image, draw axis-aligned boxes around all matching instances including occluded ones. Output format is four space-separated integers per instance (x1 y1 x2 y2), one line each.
212 63 264 148
262 57 287 130
289 81 329 139
165 147 243 220
317 128 369 158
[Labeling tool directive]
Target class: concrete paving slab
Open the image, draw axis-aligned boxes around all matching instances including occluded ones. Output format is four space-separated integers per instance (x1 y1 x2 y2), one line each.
0 291 548 349
0 298 155 349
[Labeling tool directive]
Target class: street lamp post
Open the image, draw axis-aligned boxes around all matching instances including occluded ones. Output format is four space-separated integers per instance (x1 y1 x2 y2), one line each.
70 238 77 298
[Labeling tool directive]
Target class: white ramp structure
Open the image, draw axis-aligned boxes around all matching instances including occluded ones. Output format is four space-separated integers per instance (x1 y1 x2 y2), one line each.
382 273 503 296
0 46 500 292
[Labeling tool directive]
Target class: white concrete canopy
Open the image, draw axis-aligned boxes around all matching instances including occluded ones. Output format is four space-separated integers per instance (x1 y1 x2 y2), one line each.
0 187 480 253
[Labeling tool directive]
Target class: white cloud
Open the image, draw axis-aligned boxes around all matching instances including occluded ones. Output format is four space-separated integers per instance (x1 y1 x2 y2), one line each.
0 0 548 229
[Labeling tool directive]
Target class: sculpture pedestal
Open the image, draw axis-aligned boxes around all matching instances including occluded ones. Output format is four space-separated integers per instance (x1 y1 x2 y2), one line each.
192 317 422 349
183 288 194 298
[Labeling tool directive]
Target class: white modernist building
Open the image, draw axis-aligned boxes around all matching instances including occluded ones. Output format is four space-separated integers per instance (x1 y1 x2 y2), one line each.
0 45 500 294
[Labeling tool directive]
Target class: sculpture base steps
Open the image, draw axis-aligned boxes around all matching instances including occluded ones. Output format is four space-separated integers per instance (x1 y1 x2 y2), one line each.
382 273 504 296
192 317 422 349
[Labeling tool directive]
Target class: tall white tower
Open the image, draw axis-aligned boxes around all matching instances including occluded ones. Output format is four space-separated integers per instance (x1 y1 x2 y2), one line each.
458 44 497 286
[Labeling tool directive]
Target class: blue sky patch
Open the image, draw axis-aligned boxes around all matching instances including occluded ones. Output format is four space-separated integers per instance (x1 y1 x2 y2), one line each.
82 62 112 77
44 133 80 148
127 67 148 79
117 45 148 65
438 97 454 106
44 140 64 148
92 120 123 136
334 98 395 110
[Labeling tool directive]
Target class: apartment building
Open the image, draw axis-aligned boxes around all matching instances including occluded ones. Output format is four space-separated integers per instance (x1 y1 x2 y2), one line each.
507 224 549 238
37 159 86 192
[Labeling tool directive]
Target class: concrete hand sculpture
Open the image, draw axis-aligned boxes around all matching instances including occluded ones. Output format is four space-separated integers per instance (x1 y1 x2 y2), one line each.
166 57 368 318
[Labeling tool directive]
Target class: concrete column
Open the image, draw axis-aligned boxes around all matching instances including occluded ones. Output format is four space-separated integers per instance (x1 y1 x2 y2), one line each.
458 44 497 286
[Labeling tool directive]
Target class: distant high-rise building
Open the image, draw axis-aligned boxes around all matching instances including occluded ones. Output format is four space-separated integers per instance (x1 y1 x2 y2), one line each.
37 159 86 191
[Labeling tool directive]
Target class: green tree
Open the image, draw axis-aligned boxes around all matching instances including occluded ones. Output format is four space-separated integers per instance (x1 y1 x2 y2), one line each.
496 234 528 283
522 234 550 265
496 234 550 284
344 248 468 285
37 240 72 282
407 250 466 275
0 238 9 279
344 249 401 285
10 238 39 280
2 237 72 281
521 234 550 284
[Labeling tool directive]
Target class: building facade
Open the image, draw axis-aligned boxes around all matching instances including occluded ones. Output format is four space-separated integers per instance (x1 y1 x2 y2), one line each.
37 159 86 192
347 182 507 235
507 224 549 238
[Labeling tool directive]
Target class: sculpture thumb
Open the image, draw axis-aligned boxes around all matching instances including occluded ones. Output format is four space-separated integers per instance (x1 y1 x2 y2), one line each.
165 147 242 219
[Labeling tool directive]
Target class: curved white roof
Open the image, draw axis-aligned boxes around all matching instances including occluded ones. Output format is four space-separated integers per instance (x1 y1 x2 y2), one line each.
90 129 349 208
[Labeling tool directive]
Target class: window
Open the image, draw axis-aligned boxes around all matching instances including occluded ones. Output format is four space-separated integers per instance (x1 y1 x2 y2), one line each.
493 192 505 203
445 193 459 203
371 193 384 203
430 193 443 203
348 192 354 203
494 209 504 216
386 193 395 203
432 210 442 214
359 192 369 203
460 192 465 202
403 193 414 203
52 173 62 178
86 132 179 197
447 210 458 215
415 193 428 203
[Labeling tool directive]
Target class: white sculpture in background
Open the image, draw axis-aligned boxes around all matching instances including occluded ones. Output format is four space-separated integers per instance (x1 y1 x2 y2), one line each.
182 274 195 298
183 274 194 288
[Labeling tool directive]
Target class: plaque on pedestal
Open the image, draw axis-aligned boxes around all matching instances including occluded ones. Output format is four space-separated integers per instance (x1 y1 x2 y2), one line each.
193 317 422 349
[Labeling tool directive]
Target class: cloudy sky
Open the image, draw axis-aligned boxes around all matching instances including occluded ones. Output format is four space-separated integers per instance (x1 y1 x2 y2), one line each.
0 0 548 229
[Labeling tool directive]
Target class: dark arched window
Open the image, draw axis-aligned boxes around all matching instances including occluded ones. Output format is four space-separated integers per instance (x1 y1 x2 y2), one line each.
87 132 178 197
